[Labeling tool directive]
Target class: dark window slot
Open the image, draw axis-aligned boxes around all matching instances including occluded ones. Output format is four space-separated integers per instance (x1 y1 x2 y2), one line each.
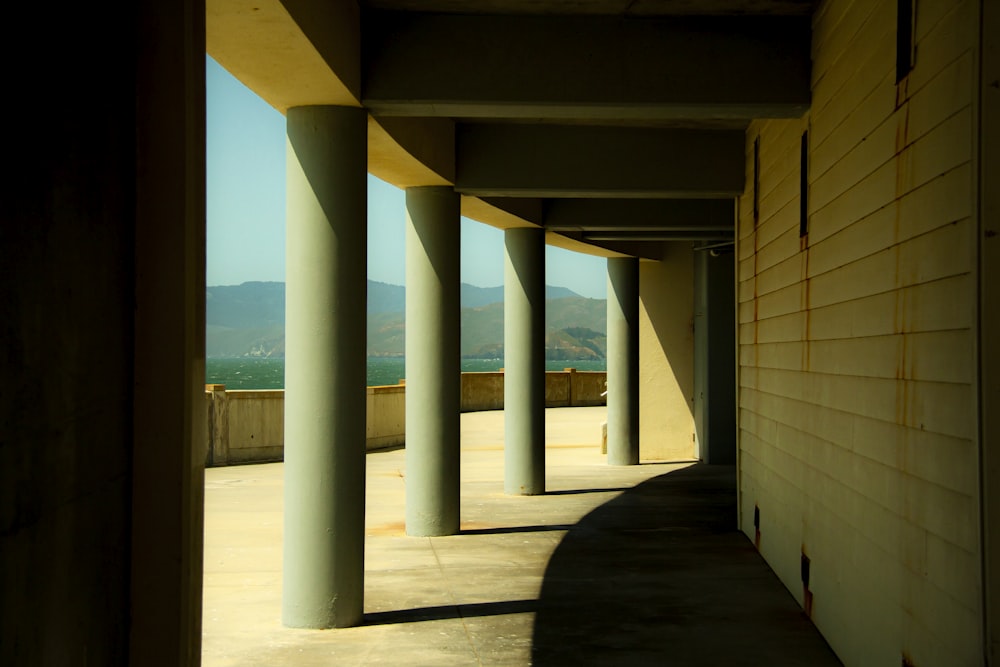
896 0 915 83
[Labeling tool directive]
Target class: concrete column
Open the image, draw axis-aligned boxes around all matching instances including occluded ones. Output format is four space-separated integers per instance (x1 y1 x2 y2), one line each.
694 252 709 461
282 106 367 629
504 227 546 494
694 249 737 464
607 257 640 465
405 186 461 536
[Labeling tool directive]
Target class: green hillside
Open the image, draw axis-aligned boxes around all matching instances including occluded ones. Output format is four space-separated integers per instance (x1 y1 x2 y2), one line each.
208 281 607 359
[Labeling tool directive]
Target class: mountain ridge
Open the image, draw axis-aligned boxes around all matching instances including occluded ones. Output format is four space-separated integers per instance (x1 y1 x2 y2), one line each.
206 280 606 359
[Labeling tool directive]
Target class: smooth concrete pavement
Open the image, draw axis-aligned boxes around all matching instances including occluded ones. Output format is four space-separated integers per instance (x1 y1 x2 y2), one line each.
203 406 840 666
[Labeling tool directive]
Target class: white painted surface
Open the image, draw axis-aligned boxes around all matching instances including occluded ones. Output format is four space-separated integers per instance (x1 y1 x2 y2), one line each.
736 0 981 663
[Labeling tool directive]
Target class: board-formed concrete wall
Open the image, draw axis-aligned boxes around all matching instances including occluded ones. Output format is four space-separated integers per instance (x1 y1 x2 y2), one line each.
207 370 607 465
736 0 980 663
206 384 406 464
460 370 607 412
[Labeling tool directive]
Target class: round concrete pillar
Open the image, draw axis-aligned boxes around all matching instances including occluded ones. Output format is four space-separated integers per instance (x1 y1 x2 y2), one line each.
405 186 461 536
504 227 546 495
282 106 367 629
607 257 640 465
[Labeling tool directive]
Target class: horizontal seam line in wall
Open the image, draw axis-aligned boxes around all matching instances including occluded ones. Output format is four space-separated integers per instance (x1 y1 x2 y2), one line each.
810 15 893 122
806 218 972 278
749 194 800 252
756 170 800 230
740 456 981 581
808 106 972 219
753 235 806 275
738 381 973 442
744 251 971 304
811 47 971 164
808 168 972 250
754 134 804 208
810 81 972 199
740 439 980 568
806 253 970 299
809 0 859 51
914 0 971 50
738 357 972 384
810 0 882 91
810 67 894 157
739 327 971 344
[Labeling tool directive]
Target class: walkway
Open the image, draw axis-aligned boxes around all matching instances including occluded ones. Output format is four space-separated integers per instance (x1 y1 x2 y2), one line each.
202 406 840 666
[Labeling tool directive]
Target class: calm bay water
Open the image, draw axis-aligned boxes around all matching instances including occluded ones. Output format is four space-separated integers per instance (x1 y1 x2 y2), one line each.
206 357 605 390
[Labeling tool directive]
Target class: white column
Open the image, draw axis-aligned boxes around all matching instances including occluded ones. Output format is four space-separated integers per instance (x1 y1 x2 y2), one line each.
607 257 640 465
405 186 461 536
504 227 546 494
282 106 367 629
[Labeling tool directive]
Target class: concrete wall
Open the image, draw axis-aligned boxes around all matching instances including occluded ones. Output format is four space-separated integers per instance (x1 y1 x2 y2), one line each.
461 372 506 412
207 371 607 465
367 384 406 451
206 385 285 465
207 384 407 464
461 370 607 412
736 0 980 664
639 247 697 461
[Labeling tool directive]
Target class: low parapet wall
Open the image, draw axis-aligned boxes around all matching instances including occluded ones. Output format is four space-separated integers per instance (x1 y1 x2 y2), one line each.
206 386 285 466
205 369 606 466
460 369 607 412
206 383 407 466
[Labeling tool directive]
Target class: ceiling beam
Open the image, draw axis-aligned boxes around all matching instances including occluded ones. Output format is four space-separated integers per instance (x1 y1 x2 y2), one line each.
363 12 811 120
583 231 733 241
206 0 361 112
456 124 744 198
545 199 734 232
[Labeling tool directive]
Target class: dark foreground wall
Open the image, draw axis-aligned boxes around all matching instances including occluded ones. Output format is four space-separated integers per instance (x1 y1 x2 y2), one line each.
0 3 206 665
0 8 136 661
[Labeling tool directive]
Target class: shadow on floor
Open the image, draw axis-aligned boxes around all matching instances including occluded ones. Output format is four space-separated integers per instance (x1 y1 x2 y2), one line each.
365 599 537 625
460 524 576 536
531 464 842 666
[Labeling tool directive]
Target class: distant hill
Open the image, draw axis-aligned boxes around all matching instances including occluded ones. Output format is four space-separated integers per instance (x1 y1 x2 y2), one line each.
207 281 605 359
454 297 606 359
368 280 406 314
461 283 580 308
206 282 285 358
206 281 283 328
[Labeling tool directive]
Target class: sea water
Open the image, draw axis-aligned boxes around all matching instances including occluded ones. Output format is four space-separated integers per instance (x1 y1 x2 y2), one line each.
206 357 605 390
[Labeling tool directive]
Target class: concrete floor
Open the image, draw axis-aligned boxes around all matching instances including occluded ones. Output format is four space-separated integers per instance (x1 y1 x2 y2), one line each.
203 406 841 666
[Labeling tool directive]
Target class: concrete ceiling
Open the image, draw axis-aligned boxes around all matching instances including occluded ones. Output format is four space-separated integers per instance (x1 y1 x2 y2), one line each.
207 0 814 259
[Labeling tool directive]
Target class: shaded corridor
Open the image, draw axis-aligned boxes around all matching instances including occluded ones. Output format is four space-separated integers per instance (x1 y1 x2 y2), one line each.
532 465 840 665
203 408 840 666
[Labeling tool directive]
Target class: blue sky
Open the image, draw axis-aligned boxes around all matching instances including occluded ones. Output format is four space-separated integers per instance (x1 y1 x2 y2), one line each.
206 55 607 299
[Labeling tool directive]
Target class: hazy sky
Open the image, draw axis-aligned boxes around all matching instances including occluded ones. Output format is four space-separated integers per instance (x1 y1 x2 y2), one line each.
206 55 607 299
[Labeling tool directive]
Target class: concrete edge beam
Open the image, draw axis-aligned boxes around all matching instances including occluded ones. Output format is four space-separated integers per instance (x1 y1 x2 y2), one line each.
545 198 735 232
363 12 811 117
206 0 360 111
456 125 745 198
369 115 456 186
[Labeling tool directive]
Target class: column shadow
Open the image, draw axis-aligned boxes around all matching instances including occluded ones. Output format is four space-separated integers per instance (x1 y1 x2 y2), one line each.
365 599 537 626
530 464 841 666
